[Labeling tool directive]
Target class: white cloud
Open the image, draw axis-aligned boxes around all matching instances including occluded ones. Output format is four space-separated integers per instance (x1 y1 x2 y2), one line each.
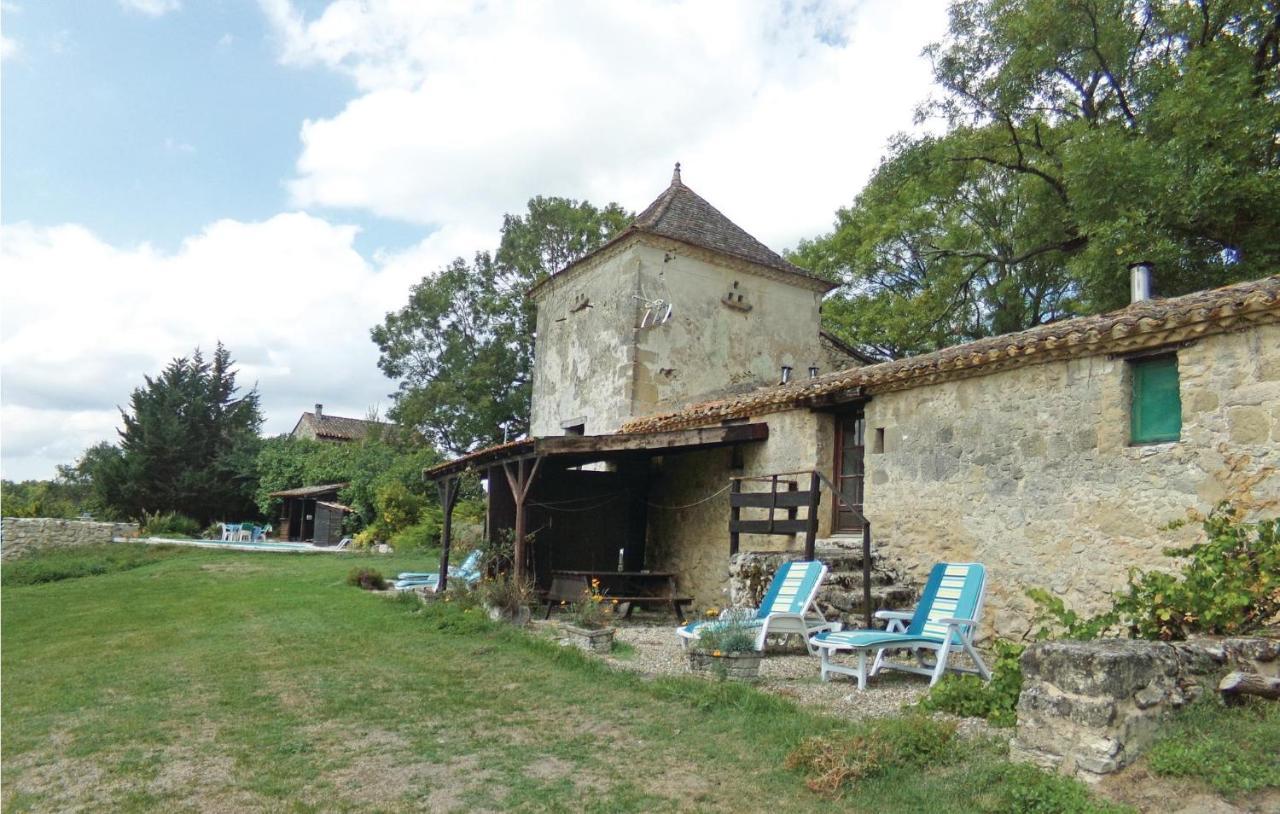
0 215 434 480
3 1 952 480
264 0 949 249
118 0 180 16
0 32 17 61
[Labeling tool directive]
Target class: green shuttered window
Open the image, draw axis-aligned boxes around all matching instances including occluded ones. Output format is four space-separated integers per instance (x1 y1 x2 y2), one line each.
1130 355 1182 444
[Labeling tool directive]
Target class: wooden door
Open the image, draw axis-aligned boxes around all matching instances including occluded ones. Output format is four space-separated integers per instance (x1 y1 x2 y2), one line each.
833 411 865 532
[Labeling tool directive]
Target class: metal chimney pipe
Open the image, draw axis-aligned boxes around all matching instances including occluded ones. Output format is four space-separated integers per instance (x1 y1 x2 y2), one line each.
1129 262 1153 304
780 365 793 385
315 403 323 419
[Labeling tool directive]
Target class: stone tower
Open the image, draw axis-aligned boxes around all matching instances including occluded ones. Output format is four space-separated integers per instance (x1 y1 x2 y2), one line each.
528 165 839 436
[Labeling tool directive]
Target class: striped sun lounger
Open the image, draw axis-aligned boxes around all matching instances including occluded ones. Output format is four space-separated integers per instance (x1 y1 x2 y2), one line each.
675 560 839 654
810 562 991 690
394 549 483 591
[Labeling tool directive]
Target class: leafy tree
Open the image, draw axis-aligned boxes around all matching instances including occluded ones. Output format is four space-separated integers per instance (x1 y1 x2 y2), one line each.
97 344 263 524
801 0 1280 357
374 196 630 454
253 435 442 537
0 477 89 519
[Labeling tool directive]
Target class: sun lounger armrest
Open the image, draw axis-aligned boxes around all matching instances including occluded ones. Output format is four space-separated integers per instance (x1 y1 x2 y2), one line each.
874 610 914 621
875 609 914 633
937 617 978 630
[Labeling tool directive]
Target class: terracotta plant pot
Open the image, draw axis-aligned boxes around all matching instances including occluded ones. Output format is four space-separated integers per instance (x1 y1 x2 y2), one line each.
687 650 763 681
561 624 615 654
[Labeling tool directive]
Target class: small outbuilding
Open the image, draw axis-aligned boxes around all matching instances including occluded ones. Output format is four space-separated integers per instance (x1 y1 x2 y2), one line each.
267 483 352 545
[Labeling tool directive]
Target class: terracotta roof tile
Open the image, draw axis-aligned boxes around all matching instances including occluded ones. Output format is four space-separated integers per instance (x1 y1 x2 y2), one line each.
529 166 834 295
621 275 1280 433
295 412 399 442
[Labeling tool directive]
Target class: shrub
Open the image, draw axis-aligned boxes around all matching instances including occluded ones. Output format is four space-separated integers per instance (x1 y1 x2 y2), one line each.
1115 507 1278 640
376 481 423 534
346 567 387 590
917 640 1024 727
141 511 202 538
785 714 957 796
477 571 534 616
388 518 440 553
1027 504 1279 641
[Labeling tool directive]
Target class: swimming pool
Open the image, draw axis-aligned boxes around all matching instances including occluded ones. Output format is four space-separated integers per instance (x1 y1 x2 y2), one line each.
131 536 339 553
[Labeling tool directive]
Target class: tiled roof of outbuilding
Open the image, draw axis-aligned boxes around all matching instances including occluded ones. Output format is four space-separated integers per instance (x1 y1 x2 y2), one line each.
293 412 398 442
621 275 1280 433
528 165 835 295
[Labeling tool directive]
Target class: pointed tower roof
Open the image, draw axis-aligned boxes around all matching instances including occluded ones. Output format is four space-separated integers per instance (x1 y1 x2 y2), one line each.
529 164 835 296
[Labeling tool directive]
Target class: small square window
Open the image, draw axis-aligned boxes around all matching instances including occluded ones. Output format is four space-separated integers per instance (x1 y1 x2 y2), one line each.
1130 355 1181 444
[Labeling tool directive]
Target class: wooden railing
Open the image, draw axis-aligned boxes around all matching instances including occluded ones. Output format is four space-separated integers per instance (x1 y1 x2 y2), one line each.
729 469 874 628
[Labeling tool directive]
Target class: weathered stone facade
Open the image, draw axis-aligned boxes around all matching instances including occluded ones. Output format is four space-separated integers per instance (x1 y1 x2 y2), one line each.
530 237 830 437
865 324 1280 639
1 517 140 560
645 409 837 613
1012 637 1279 781
643 324 1279 632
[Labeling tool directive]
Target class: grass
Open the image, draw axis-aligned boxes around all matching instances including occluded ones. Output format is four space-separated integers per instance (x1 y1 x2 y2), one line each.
0 543 190 586
1146 696 1280 797
3 544 1128 813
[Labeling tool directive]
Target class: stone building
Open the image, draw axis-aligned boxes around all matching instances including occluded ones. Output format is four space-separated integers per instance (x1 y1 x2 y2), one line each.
528 164 862 437
290 403 398 443
426 167 1280 636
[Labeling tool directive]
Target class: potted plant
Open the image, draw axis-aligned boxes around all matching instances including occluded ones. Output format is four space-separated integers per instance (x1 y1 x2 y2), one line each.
687 611 762 681
478 572 534 626
561 578 617 653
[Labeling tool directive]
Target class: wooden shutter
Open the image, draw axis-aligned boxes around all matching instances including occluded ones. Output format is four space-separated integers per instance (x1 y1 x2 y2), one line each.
1131 355 1181 443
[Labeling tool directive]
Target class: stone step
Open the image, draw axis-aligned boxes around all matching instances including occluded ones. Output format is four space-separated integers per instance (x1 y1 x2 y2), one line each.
813 547 882 573
817 582 917 617
823 568 900 589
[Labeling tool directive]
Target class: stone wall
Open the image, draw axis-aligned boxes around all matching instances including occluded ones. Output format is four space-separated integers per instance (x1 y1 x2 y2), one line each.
863 324 1280 639
1013 637 1279 781
646 409 835 612
529 234 829 437
1 517 140 560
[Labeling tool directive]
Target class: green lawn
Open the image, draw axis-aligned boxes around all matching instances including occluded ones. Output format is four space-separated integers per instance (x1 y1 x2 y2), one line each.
3 546 1125 813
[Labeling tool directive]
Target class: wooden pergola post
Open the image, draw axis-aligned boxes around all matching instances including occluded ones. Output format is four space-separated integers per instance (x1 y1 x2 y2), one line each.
728 478 742 556
803 470 821 561
502 456 543 582
435 476 460 592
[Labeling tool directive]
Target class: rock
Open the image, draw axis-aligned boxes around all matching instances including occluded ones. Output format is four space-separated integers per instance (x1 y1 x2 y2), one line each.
1012 636 1276 782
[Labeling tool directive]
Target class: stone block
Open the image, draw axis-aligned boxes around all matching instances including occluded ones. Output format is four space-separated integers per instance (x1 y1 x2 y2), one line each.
1227 406 1270 444
1011 637 1258 782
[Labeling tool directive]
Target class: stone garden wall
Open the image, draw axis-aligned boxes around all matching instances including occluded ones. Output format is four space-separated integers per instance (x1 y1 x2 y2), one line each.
1 517 140 561
1012 637 1280 781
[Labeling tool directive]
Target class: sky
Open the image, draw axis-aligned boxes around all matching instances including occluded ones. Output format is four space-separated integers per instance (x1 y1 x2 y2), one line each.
1 0 949 481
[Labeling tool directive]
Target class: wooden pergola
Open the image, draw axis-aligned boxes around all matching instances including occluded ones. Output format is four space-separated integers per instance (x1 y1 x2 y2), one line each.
423 423 769 590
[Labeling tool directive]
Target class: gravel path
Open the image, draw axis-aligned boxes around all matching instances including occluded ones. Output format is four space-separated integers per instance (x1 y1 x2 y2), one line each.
532 619 1002 739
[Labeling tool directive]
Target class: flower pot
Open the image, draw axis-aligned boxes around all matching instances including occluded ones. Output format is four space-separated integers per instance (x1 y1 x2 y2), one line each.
486 604 531 626
687 650 763 681
561 624 615 654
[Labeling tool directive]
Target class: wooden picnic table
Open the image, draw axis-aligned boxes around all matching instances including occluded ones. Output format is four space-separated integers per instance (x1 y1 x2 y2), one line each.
544 570 692 622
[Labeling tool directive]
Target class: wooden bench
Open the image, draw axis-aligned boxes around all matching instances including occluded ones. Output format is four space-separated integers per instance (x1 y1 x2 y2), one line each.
542 572 692 622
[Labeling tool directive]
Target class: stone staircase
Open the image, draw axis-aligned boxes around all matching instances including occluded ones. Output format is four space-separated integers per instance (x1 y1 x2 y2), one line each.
727 536 920 629
811 539 918 628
